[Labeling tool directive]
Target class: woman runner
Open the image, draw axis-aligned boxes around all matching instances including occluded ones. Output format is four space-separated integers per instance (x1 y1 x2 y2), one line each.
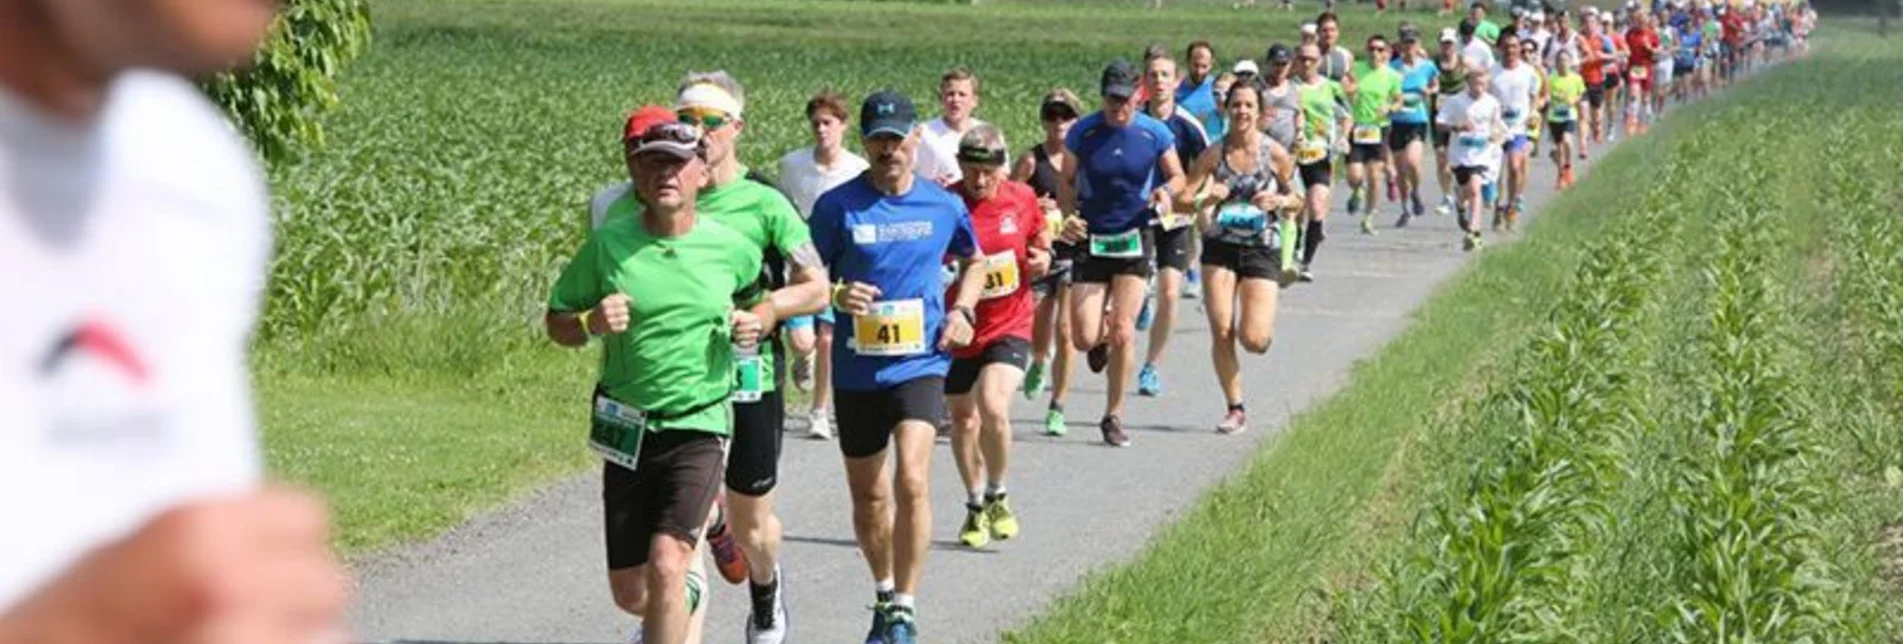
1014 89 1084 436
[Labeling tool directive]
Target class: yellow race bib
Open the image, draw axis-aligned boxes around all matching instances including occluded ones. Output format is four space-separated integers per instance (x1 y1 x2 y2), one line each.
852 299 927 357
1296 139 1329 164
1352 124 1384 145
980 251 1021 299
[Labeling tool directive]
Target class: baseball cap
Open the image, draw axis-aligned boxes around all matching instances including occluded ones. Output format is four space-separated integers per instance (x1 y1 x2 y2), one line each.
1440 26 1460 42
629 121 703 160
622 104 677 143
1266 43 1295 64
1233 59 1261 76
859 89 917 138
1100 60 1139 99
1301 22 1319 36
1399 25 1422 42
1039 88 1083 120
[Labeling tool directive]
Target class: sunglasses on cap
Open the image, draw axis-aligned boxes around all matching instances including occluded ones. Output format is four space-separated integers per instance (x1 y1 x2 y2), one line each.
956 145 1008 166
1040 105 1078 122
675 107 732 130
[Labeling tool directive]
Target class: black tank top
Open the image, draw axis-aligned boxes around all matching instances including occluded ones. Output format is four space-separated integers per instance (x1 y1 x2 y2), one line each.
1028 143 1063 198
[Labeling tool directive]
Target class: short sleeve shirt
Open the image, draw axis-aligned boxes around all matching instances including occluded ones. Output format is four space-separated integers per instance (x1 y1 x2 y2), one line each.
1351 63 1403 126
809 176 979 390
1295 79 1349 144
1176 76 1227 142
1066 111 1178 234
547 214 762 434
950 181 1044 357
1390 58 1441 124
1547 73 1586 121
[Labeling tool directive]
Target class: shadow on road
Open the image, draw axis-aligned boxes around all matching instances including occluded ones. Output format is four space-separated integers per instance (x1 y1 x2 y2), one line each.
781 534 997 555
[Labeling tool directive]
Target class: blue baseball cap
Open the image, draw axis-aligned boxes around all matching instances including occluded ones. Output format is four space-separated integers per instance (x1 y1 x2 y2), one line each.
860 89 917 138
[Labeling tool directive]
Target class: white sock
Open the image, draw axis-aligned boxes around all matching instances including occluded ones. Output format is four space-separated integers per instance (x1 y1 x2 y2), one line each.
986 483 1007 499
893 593 916 610
967 490 983 507
876 578 895 595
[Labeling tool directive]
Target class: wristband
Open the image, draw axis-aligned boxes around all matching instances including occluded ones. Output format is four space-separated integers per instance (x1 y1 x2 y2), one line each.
579 309 599 337
831 283 851 310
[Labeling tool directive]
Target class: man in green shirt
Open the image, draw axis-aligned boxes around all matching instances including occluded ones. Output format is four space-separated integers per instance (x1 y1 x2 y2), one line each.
1345 35 1403 233
546 117 772 644
1292 42 1350 282
1471 1 1503 43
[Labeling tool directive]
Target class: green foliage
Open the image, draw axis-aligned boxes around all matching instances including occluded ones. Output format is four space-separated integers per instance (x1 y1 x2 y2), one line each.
204 0 372 164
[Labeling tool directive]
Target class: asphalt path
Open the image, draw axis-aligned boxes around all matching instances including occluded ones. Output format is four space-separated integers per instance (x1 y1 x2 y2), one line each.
350 123 1619 644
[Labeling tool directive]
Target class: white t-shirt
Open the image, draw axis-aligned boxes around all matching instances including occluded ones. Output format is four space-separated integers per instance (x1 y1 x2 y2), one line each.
912 117 986 186
777 146 869 218
1436 91 1504 171
1464 39 1499 71
0 71 269 611
1490 62 1542 135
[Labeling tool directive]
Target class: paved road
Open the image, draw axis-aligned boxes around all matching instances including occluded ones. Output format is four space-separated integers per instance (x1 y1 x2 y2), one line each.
349 133 1607 644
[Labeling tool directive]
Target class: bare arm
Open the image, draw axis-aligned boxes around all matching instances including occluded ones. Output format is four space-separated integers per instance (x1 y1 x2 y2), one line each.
775 244 832 319
1057 149 1080 217
1010 153 1037 183
545 312 590 348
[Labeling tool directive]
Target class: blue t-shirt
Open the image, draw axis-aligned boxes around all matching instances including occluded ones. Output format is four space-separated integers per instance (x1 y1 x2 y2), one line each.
1676 26 1702 65
1389 58 1440 124
809 175 978 391
1066 111 1177 234
1176 76 1226 142
1154 108 1209 189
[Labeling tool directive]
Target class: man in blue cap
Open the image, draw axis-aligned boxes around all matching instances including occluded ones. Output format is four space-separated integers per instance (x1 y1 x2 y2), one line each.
807 89 988 644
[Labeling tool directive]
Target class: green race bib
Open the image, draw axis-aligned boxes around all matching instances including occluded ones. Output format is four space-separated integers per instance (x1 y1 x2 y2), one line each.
731 354 764 403
590 391 647 472
1088 229 1144 258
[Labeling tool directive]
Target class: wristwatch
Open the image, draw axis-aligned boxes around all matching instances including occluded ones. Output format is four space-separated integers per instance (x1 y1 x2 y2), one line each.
954 305 977 325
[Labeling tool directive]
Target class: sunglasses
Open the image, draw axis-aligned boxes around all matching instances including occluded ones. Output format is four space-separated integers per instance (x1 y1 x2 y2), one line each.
675 108 731 130
1370 45 1390 52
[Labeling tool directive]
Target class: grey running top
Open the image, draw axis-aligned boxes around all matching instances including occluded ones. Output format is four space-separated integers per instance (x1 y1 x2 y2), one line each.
1206 138 1282 248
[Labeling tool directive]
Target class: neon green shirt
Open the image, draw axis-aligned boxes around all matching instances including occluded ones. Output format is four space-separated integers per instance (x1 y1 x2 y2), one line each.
1548 72 1586 122
1350 63 1403 126
1296 78 1348 143
548 213 763 435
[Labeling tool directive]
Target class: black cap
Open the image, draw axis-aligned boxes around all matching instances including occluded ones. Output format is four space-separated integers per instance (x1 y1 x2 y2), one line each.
1266 43 1294 64
1459 18 1478 37
859 89 916 138
1100 60 1138 100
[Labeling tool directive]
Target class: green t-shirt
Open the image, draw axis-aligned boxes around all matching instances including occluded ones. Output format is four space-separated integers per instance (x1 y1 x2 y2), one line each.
1547 72 1586 122
1438 57 1469 95
1475 20 1502 44
1350 63 1403 126
548 214 763 435
1296 78 1349 144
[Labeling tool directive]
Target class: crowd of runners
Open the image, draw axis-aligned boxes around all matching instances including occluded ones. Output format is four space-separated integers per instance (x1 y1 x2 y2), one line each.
543 2 1816 643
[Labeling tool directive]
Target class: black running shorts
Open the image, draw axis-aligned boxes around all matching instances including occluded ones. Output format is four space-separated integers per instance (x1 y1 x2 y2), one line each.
945 337 1032 396
1200 238 1280 281
836 377 947 459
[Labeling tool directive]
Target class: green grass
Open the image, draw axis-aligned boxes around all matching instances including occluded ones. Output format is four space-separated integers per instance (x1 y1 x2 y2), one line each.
1005 26 1903 644
264 0 1476 554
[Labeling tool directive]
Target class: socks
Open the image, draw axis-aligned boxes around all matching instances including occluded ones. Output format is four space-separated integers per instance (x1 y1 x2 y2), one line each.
1279 219 1298 268
967 490 984 508
1228 403 1246 413
893 593 916 610
1302 220 1326 266
876 578 895 605
985 483 1007 502
1049 401 1064 414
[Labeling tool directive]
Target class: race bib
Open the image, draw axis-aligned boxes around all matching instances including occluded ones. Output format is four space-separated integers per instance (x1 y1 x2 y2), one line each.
1503 108 1524 123
1352 124 1383 145
1043 206 1065 239
731 354 764 403
1295 139 1329 164
1088 229 1144 258
1551 104 1574 121
589 392 648 472
980 251 1021 299
1402 92 1425 110
852 299 928 357
1631 66 1649 80
1215 203 1269 233
1457 133 1490 150
1158 212 1195 231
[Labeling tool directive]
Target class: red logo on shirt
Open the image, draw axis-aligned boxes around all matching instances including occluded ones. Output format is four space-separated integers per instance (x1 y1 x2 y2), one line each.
41 318 151 386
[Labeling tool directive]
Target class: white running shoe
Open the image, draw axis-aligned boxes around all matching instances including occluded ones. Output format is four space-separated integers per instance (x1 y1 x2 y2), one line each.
746 566 790 644
806 410 833 440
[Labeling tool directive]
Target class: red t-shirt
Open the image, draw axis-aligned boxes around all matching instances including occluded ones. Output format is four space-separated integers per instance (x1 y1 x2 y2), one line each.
1580 33 1612 84
949 180 1046 358
1626 28 1660 70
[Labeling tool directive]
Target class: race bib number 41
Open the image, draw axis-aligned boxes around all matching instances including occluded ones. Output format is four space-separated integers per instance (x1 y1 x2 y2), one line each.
980 251 1021 299
852 299 928 356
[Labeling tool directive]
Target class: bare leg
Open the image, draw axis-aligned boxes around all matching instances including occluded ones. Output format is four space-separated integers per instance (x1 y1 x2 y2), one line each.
890 420 936 594
1103 273 1147 419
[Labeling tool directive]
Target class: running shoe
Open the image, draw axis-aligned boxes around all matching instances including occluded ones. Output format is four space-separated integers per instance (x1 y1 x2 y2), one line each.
708 501 749 585
1436 195 1454 216
1411 191 1427 217
1022 361 1047 399
1463 231 1484 252
1100 415 1132 447
629 624 646 644
1217 408 1248 435
1298 263 1316 282
883 606 919 644
986 494 1020 540
1044 408 1068 436
865 602 892 644
1184 267 1201 298
1135 296 1154 332
959 503 991 548
1087 343 1109 374
807 409 833 440
1346 189 1362 216
1359 214 1376 235
1137 363 1162 396
1394 207 1412 229
746 567 789 644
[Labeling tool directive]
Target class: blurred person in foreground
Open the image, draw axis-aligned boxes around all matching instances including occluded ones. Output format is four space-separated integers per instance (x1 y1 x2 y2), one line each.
0 0 348 643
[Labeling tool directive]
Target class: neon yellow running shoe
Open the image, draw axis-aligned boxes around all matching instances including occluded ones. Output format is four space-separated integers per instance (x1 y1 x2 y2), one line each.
985 495 1019 540
959 504 991 548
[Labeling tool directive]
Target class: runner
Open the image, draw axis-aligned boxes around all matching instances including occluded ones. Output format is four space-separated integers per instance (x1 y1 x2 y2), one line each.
912 68 986 187
1014 89 1084 437
1462 19 1500 70
1390 30 1440 226
1672 7 1703 103
1291 43 1349 282
779 91 871 443
946 124 1052 549
1135 51 1210 398
808 89 987 644
1182 79 1301 434
1056 59 1187 447
1262 43 1307 156
1 1 348 641
1433 27 1469 216
1178 41 1227 142
1436 65 1507 251
1623 11 1662 135
1345 35 1402 233
1301 22 1320 50
1546 51 1586 189
1317 12 1360 95
1579 11 1615 148
1519 38 1549 159
1489 31 1543 232
1470 1 1504 45
547 116 772 644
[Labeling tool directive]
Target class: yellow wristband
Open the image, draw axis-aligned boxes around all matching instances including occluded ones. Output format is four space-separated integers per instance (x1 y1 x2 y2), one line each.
579 309 598 336
831 283 850 310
